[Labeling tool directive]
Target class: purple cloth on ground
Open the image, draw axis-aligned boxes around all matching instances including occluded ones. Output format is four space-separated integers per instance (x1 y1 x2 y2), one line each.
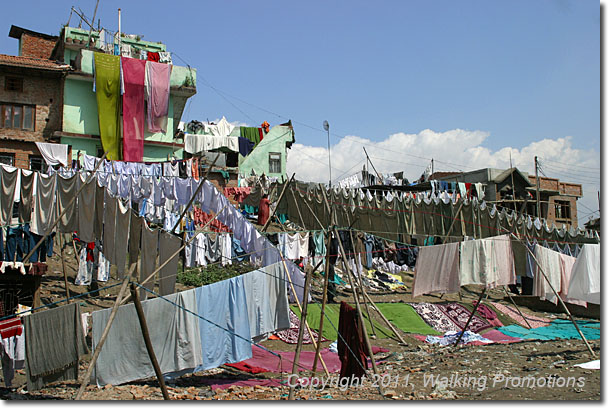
275 310 327 344
409 302 461 333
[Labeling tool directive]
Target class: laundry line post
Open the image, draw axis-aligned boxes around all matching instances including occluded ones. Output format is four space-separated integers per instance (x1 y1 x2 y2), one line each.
170 153 220 234
509 232 596 357
453 286 487 347
288 264 313 400
311 218 334 375
121 204 230 305
261 173 295 232
333 227 382 384
129 283 171 400
345 215 377 340
278 254 331 378
74 262 137 400
23 150 109 264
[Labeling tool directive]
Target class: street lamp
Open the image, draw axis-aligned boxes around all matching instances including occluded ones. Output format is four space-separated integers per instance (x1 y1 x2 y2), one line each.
323 120 331 187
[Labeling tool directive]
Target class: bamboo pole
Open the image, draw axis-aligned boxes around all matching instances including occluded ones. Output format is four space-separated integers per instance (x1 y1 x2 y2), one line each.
24 150 108 263
130 283 170 400
453 287 487 346
75 263 136 400
311 226 333 375
262 173 295 232
278 256 330 377
502 285 532 329
361 290 408 345
510 232 596 357
288 265 313 400
333 227 381 380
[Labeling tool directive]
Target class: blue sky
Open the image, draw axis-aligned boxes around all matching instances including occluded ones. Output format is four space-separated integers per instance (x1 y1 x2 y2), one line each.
0 0 601 224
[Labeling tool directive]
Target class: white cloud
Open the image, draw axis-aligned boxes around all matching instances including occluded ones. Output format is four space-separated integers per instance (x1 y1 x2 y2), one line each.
286 129 600 227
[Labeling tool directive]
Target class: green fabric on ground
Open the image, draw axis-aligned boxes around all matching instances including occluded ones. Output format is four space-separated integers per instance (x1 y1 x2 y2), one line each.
376 303 441 335
498 319 600 341
240 127 261 148
291 303 393 341
94 52 121 160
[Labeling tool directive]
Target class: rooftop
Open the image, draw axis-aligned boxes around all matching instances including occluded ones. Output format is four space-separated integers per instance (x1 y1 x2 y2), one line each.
0 53 70 71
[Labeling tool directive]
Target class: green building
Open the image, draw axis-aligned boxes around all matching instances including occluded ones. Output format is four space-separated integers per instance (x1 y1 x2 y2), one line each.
235 122 294 180
52 27 197 162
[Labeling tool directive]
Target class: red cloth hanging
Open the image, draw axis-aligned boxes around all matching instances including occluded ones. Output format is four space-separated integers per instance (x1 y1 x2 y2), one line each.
337 301 368 379
121 57 146 161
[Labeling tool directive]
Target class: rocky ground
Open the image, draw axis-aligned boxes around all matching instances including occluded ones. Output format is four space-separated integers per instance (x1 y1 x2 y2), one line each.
0 235 601 401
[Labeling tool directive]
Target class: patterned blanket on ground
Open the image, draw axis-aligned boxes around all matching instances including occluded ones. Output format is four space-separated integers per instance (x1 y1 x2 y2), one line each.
490 302 552 329
275 310 327 344
409 302 461 333
436 302 492 334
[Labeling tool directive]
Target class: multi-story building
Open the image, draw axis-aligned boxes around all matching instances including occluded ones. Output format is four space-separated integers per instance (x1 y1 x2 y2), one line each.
0 26 70 169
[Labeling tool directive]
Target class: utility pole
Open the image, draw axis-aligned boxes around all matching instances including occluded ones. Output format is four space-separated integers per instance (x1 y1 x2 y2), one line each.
535 156 541 218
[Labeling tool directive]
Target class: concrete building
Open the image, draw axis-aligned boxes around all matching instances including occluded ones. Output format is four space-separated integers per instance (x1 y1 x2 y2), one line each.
0 26 70 169
430 167 582 227
237 121 294 180
1 24 197 168
51 26 197 161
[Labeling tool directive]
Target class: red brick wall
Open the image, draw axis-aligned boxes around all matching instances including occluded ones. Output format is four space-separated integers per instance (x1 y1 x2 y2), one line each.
528 175 582 197
0 139 38 169
20 34 57 59
0 71 63 141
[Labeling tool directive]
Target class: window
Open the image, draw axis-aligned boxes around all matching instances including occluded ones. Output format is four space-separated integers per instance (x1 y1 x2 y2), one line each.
554 200 571 220
0 103 35 130
269 152 281 174
29 155 45 171
0 153 14 166
4 77 23 92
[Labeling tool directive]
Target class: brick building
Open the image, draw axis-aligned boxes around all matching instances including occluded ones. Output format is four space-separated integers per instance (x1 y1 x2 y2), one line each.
0 26 70 169
429 167 582 228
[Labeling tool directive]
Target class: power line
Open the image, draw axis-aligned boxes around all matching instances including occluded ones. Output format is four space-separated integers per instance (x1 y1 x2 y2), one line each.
540 157 600 171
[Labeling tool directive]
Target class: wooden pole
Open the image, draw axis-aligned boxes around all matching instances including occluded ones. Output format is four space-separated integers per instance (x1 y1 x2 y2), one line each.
288 265 313 400
278 256 330 377
24 150 108 263
59 233 70 302
333 227 381 380
74 263 136 400
262 173 295 232
453 287 487 346
311 226 333 375
502 285 532 329
442 202 464 244
510 232 596 357
129 283 171 400
170 153 220 234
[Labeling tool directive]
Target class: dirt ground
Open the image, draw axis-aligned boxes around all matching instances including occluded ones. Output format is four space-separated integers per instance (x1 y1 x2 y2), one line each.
0 238 601 401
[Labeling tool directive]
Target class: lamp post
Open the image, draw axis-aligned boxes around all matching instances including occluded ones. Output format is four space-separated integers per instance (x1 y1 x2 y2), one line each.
323 120 331 187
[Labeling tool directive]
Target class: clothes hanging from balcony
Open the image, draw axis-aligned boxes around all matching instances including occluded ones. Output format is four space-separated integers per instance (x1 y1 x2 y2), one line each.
145 60 172 134
93 53 122 160
121 57 146 162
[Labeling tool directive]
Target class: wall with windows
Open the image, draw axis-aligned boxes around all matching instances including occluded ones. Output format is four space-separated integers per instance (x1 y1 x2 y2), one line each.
0 71 63 141
238 125 293 179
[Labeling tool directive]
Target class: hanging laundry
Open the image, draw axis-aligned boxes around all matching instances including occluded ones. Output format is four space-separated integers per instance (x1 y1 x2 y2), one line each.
145 60 172 133
220 233 233 266
29 173 57 236
567 244 599 305
338 301 367 379
0 317 25 387
76 175 96 243
146 51 160 62
93 52 122 160
194 276 253 371
140 221 159 300
102 192 118 265
533 244 563 304
34 142 69 167
56 174 79 233
257 195 270 226
240 127 261 148
159 231 181 296
19 170 34 224
459 235 516 288
121 57 146 161
91 289 202 386
0 166 18 226
97 250 110 282
114 199 131 277
238 137 255 156
24 303 89 391
412 242 460 297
